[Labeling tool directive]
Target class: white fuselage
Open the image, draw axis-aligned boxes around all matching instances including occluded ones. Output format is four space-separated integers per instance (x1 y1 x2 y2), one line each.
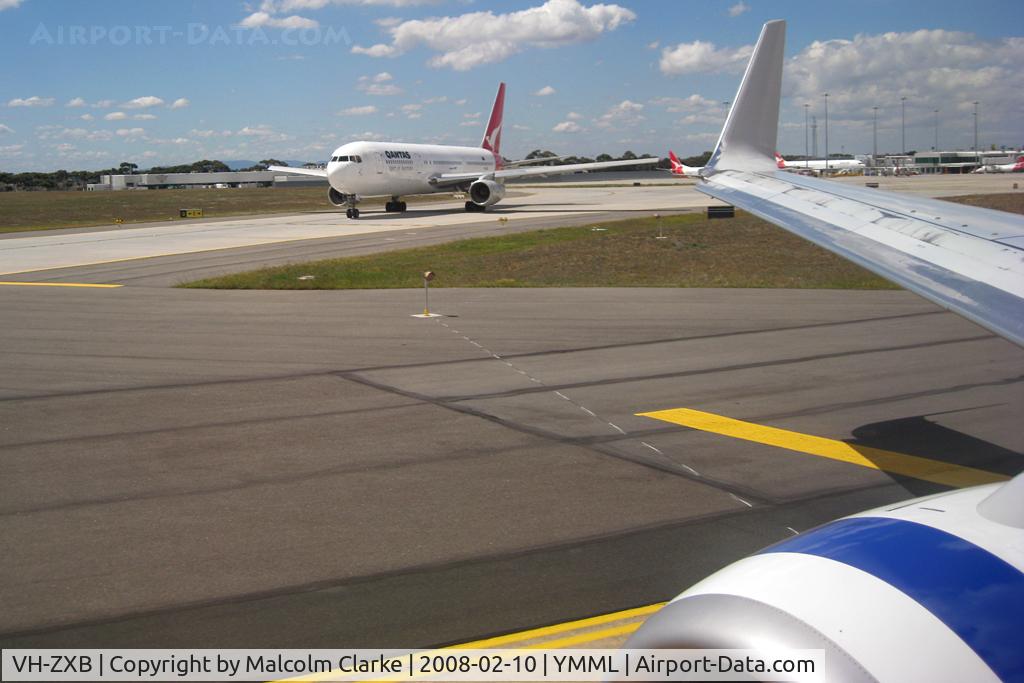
326 141 498 198
783 158 865 171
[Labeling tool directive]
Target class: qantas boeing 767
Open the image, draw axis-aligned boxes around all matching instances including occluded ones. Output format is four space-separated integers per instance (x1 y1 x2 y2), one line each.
270 83 658 218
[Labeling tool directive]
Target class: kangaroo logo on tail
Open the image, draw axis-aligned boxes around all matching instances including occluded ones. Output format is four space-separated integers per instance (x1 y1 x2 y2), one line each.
668 150 684 175
481 82 506 168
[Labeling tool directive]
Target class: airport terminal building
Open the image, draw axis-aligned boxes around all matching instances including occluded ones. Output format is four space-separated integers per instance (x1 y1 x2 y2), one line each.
87 170 327 191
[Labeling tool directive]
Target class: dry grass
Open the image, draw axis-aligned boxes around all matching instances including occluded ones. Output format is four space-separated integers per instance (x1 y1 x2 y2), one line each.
0 186 446 233
185 211 897 290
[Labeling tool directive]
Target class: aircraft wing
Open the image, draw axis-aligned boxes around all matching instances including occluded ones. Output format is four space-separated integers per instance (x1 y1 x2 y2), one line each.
268 165 328 178
429 157 659 188
502 155 571 167
698 19 1024 346
698 171 1024 346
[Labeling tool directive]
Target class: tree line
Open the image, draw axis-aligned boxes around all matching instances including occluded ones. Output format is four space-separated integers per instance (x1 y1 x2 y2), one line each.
0 152 692 191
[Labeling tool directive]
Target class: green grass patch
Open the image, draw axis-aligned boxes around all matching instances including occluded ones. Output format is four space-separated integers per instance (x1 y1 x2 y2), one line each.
183 212 899 290
0 186 448 233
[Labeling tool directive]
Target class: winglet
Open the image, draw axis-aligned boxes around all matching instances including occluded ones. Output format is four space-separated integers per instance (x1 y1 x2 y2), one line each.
481 82 505 164
704 20 786 175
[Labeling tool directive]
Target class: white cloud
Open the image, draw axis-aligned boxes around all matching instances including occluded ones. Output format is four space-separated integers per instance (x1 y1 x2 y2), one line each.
454 98 467 106
553 120 582 133
782 29 1024 149
594 99 644 128
240 11 319 29
0 124 13 134
357 72 402 95
116 127 146 138
79 114 94 121
647 40 659 50
104 111 128 121
650 94 722 113
40 127 112 142
659 40 754 75
351 0 635 71
566 111 582 120
339 105 378 115
170 98 190 109
8 96 55 108
92 99 114 109
66 97 87 108
728 2 750 18
534 85 556 97
423 95 447 104
236 124 293 142
133 114 157 120
55 143 76 152
0 0 25 11
124 96 165 109
0 144 24 154
190 128 235 138
458 120 479 127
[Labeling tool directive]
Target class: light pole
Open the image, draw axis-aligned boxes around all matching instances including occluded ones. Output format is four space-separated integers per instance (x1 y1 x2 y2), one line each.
901 96 907 155
872 106 878 163
804 103 810 169
933 108 939 151
823 93 829 172
973 101 979 165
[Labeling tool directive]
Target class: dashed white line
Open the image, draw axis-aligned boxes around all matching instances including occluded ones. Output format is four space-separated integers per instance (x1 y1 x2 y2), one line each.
607 422 626 435
640 441 663 455
554 391 570 400
580 407 596 417
786 526 799 535
729 493 753 508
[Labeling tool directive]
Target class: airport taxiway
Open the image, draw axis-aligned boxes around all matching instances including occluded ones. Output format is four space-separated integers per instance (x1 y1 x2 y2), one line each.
0 176 1022 649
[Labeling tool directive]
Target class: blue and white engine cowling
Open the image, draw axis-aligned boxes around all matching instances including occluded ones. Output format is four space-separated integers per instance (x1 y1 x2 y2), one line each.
626 474 1024 682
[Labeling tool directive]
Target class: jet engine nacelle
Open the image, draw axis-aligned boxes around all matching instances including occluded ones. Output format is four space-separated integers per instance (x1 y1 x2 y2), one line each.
469 179 506 207
625 476 1024 682
328 187 350 206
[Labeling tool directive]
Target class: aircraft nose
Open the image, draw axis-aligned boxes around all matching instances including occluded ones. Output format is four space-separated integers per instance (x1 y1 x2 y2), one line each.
327 163 347 190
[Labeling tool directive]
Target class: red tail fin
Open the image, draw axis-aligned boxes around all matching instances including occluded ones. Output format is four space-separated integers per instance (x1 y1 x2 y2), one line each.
668 150 683 174
481 82 505 161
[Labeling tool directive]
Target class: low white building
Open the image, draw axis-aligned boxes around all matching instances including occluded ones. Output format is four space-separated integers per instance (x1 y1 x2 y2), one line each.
87 170 326 191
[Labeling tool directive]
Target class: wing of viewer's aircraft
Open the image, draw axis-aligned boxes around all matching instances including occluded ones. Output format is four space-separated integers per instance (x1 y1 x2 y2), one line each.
697 20 1024 347
626 23 1024 680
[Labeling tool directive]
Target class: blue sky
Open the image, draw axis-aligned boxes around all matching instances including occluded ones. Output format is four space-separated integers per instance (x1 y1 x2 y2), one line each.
1 0 1021 171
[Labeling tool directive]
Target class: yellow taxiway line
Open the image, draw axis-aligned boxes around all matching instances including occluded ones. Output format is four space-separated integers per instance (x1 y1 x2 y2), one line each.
272 603 664 683
638 407 1008 488
0 281 122 288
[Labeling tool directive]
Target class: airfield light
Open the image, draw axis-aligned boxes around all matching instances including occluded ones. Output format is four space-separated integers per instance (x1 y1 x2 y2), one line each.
423 271 435 316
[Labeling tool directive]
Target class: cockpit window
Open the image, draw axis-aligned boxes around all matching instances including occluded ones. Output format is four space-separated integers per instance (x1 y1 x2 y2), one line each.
352 155 362 163
331 155 361 163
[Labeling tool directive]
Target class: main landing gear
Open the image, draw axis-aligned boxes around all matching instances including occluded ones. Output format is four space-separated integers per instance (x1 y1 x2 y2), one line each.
345 207 360 219
385 197 408 213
